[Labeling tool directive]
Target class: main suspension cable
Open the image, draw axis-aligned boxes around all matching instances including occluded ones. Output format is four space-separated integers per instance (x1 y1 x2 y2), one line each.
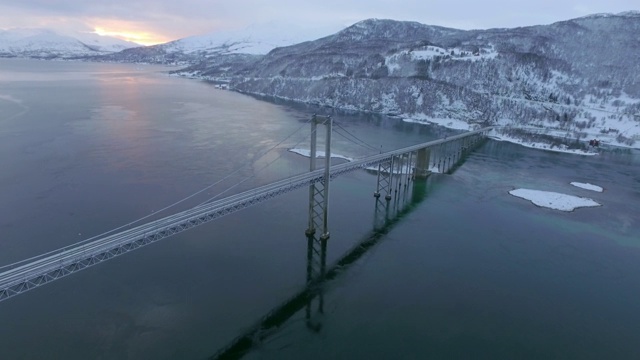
197 125 319 206
334 122 381 153
0 119 312 271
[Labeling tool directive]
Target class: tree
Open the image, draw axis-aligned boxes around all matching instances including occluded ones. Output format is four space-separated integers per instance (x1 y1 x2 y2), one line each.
415 59 430 79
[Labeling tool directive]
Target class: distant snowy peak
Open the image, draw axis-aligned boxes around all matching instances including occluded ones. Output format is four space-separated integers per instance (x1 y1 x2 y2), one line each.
161 22 337 56
617 10 640 17
0 28 139 58
163 33 286 56
327 18 464 47
577 10 640 20
71 31 139 52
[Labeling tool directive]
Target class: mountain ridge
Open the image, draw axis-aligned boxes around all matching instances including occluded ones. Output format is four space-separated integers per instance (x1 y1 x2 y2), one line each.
90 22 338 65
175 13 640 148
0 28 139 58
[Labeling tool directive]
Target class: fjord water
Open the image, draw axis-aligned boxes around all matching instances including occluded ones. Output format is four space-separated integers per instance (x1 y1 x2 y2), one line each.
1 59 639 359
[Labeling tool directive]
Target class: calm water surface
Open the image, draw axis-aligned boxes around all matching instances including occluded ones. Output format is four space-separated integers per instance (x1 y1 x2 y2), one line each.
0 59 639 359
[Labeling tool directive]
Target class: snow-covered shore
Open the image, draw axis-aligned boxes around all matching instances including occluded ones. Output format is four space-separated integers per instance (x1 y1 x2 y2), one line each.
488 132 599 156
177 70 639 157
400 116 636 156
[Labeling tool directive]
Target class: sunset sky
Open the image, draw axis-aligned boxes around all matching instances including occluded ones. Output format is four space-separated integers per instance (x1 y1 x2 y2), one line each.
0 0 637 45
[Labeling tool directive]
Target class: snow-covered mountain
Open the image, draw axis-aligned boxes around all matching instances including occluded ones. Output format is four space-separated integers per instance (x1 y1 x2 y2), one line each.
95 22 337 64
165 22 335 55
0 28 139 58
175 12 640 149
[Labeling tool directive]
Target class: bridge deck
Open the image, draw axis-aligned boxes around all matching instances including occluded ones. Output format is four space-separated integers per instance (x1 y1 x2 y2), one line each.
0 127 491 302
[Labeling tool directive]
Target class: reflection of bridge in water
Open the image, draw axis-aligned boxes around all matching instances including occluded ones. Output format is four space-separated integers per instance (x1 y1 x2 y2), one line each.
210 162 444 359
0 115 490 304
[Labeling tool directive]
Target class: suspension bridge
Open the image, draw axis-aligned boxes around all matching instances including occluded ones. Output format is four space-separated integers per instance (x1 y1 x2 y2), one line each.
0 115 491 303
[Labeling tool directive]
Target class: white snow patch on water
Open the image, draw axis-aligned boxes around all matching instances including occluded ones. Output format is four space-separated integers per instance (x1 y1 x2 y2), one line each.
0 94 23 104
570 182 604 192
363 164 442 175
509 188 601 211
289 148 353 162
402 115 472 131
364 164 413 174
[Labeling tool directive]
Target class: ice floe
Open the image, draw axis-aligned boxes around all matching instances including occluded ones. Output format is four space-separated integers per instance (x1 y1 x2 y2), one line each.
402 116 472 131
509 188 601 211
570 182 604 192
364 164 414 174
289 148 354 162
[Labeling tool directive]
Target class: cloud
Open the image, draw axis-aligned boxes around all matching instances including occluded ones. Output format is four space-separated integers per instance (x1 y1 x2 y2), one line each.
1 0 638 44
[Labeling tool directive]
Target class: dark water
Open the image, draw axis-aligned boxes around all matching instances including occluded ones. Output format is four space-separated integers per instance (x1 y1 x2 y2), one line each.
0 59 639 359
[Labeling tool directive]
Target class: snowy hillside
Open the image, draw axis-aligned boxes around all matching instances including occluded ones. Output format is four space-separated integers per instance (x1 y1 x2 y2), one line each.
0 28 139 58
175 13 640 149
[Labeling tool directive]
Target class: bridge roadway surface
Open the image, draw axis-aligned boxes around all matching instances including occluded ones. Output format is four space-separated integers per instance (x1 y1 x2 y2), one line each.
0 127 491 302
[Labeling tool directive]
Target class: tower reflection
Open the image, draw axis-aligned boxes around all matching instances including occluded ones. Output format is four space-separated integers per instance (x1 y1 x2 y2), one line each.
210 174 435 360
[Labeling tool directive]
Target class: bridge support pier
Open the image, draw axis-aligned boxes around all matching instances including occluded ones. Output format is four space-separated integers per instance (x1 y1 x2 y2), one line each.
414 148 431 179
435 144 444 173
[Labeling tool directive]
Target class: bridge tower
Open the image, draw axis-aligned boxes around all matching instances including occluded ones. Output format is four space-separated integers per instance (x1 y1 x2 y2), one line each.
304 114 331 330
305 115 332 241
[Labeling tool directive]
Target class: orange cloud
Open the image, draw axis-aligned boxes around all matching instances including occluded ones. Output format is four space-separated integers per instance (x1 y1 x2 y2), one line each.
93 27 168 46
89 18 172 45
